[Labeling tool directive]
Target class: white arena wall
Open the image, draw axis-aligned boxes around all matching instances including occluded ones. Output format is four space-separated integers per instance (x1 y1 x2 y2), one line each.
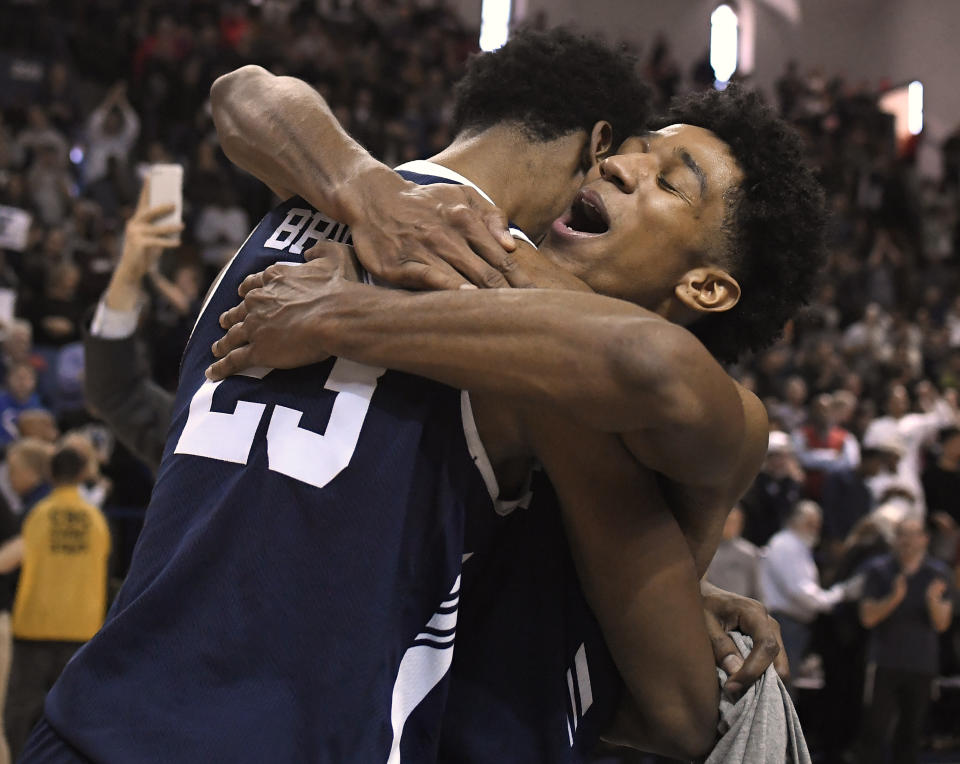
442 0 960 174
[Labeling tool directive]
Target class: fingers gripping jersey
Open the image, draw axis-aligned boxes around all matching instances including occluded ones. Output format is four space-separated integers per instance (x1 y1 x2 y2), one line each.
36 193 493 763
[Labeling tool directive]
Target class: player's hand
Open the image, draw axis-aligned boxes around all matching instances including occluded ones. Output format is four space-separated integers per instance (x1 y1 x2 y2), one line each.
206 244 362 379
700 580 788 700
345 178 532 291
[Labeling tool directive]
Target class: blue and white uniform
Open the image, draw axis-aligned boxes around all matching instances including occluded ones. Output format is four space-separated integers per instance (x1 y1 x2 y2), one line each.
26 181 496 763
441 469 623 763
25 161 620 764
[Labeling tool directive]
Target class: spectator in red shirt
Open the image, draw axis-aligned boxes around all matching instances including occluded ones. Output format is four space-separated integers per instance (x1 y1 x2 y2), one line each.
792 393 861 500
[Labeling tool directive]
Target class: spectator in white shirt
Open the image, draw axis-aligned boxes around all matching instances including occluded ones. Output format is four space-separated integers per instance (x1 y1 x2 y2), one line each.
760 501 862 690
862 382 959 515
705 506 761 600
193 190 250 268
14 107 68 168
83 83 140 186
842 302 891 359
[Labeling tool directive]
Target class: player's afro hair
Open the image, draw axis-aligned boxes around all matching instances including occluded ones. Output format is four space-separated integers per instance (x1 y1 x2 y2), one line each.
453 28 651 146
651 86 827 363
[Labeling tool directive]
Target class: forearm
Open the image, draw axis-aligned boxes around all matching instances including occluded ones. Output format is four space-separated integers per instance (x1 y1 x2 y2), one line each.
103 263 144 313
323 282 744 570
792 580 845 613
325 285 688 433
148 272 191 314
797 448 849 470
0 537 22 574
928 598 953 632
860 595 901 628
533 423 718 759
119 99 140 141
572 499 717 759
211 65 403 223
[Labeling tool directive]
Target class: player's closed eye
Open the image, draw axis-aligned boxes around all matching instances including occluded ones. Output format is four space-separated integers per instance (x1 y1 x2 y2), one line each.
658 175 689 203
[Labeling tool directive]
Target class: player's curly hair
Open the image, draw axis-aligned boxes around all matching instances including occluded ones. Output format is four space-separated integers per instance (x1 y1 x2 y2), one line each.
651 86 827 364
453 29 651 146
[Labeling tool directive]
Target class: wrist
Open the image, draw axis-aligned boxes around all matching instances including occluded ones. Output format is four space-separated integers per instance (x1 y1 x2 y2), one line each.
103 276 143 312
113 258 147 285
319 282 397 362
334 162 408 227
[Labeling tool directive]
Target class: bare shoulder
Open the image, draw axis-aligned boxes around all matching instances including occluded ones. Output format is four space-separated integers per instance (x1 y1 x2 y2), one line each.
729 382 769 498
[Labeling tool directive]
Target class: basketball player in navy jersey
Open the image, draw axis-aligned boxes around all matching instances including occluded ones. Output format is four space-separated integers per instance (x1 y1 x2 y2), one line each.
20 31 708 764
206 61 820 763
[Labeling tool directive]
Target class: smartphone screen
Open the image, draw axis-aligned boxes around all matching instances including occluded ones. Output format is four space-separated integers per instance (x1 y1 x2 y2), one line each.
148 164 184 226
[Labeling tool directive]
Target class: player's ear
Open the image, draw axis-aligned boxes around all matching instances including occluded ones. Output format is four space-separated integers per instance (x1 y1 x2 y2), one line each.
674 267 741 314
589 121 614 163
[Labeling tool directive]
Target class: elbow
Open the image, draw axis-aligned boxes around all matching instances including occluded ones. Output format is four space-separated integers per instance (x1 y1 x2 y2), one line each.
624 681 719 759
210 65 270 107
654 700 719 760
210 65 271 144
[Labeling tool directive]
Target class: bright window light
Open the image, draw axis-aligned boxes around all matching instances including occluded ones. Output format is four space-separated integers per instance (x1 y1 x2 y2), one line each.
710 4 738 85
908 80 923 135
479 0 511 52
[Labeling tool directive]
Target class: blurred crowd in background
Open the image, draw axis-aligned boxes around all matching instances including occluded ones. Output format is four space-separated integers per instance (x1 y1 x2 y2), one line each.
0 0 959 762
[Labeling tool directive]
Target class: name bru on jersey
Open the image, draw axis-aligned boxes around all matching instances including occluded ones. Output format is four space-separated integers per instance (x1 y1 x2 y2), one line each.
265 207 352 256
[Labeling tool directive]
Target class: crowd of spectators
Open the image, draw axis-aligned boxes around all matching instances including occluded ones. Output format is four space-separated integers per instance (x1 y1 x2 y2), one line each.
0 0 959 761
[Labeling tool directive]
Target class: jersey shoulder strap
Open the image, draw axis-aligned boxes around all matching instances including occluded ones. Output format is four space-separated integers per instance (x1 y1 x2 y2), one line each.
395 160 535 248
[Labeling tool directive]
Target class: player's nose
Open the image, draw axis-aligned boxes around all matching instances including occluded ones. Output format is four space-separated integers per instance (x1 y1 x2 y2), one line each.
599 153 648 194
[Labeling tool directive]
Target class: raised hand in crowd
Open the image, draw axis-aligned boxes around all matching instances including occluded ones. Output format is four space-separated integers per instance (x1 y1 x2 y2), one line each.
103 180 182 313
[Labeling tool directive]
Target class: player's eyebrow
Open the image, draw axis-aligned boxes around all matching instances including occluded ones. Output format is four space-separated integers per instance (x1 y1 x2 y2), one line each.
674 147 707 200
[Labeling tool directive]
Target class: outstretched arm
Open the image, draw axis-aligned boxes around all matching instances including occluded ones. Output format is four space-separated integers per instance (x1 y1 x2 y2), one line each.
210 65 520 290
210 263 754 489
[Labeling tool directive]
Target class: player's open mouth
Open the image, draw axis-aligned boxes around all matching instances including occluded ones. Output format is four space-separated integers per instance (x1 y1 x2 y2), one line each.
552 189 610 239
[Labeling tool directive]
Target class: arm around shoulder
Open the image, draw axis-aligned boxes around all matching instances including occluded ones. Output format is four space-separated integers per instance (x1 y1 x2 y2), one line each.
210 65 403 220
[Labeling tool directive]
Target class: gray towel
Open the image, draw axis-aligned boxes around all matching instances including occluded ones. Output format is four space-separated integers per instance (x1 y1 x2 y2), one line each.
704 633 811 764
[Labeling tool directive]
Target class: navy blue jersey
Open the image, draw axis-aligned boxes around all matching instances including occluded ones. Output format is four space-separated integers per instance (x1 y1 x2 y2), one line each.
36 192 494 763
440 469 622 763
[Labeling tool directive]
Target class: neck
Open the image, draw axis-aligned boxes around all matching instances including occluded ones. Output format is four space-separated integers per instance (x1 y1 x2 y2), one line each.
428 126 575 239
898 552 923 572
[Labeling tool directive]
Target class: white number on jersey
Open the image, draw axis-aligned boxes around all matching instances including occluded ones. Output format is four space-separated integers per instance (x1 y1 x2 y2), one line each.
175 358 386 489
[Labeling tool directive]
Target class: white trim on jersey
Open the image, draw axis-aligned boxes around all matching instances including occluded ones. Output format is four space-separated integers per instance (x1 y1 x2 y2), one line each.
460 391 532 516
394 160 536 248
386 575 461 764
566 643 594 746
